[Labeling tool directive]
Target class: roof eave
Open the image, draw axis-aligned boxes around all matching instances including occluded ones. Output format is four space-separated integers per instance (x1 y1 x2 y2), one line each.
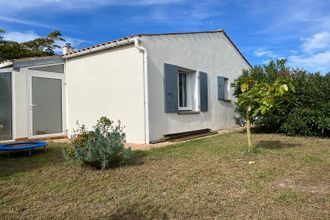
0 61 13 69
62 37 136 59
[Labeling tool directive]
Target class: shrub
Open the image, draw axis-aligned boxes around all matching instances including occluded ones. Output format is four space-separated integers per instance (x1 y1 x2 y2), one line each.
64 117 134 169
233 59 330 137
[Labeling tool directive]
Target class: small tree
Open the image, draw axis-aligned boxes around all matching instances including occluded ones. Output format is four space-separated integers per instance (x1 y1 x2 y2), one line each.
233 60 294 152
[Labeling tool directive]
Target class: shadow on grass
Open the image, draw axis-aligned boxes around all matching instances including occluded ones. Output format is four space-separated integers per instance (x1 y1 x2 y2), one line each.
130 150 148 165
0 144 65 178
0 146 148 176
110 210 145 220
83 150 148 170
238 127 279 135
256 140 300 149
109 207 169 220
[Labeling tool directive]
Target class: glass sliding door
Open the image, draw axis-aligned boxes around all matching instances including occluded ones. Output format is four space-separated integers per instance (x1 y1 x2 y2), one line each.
31 76 63 136
0 72 12 140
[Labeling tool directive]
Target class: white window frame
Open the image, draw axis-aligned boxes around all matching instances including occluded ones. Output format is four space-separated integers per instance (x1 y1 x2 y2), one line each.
178 70 189 110
224 77 230 101
177 68 198 111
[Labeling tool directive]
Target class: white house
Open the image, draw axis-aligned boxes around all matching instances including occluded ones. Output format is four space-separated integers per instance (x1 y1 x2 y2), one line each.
0 30 250 144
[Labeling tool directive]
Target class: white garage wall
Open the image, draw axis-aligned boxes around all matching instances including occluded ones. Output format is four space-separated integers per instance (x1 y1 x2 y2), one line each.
142 32 250 142
65 45 146 143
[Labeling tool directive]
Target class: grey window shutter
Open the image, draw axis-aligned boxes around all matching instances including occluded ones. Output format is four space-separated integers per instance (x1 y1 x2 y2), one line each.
218 76 225 100
164 63 178 113
199 71 208 112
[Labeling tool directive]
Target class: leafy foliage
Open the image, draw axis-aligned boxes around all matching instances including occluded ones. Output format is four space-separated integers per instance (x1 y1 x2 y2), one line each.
0 29 65 61
232 59 294 150
257 71 330 136
233 59 294 120
64 117 134 169
233 59 330 137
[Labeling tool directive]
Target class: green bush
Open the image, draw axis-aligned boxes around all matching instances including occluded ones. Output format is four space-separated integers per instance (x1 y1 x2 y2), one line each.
233 59 330 137
64 117 134 169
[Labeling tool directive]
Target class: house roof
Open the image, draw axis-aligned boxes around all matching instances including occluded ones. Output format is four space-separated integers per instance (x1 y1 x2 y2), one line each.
0 55 63 69
61 29 251 67
0 30 250 67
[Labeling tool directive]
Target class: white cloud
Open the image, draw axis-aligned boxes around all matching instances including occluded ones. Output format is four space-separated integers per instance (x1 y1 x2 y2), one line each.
0 0 186 11
123 2 220 31
253 48 277 58
2 30 87 54
3 31 40 42
288 51 330 72
0 16 53 28
55 36 89 53
287 31 330 72
301 32 330 52
62 36 88 48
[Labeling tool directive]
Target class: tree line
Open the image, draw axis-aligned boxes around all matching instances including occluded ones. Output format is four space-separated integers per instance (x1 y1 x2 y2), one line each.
0 29 65 61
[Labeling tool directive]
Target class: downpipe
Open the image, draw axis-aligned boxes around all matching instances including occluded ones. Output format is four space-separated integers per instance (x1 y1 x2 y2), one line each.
134 37 150 144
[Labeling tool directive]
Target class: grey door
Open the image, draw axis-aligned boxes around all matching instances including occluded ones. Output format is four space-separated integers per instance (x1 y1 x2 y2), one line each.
0 72 12 140
31 76 63 135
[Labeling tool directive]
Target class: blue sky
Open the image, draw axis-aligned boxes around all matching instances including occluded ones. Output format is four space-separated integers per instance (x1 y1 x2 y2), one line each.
1 0 330 73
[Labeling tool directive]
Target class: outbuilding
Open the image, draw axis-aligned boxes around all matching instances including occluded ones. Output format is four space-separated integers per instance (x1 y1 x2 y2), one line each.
0 56 65 142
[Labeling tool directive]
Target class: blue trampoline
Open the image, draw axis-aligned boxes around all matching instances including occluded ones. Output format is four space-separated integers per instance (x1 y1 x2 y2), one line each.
0 141 48 157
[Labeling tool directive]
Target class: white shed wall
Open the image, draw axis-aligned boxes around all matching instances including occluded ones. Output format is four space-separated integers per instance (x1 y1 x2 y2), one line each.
65 45 146 143
14 68 29 139
0 67 29 140
142 32 250 142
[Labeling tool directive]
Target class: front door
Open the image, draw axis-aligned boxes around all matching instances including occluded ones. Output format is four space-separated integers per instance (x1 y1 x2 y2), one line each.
28 71 65 138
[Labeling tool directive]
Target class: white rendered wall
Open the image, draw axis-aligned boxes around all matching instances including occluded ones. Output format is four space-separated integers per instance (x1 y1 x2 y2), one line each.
142 32 250 142
65 45 146 143
14 68 29 139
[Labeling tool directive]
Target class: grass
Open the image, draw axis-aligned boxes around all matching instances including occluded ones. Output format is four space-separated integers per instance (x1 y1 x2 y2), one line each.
0 132 329 219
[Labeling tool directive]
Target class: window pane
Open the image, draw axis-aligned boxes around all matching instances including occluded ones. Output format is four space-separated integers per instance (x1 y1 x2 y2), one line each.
29 64 64 73
32 77 62 135
224 78 229 100
178 72 187 108
183 74 187 106
0 72 12 140
179 73 183 107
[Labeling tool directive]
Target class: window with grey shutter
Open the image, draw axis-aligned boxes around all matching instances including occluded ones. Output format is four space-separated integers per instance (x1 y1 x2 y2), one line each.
218 76 230 101
164 63 178 113
218 76 225 100
199 72 208 112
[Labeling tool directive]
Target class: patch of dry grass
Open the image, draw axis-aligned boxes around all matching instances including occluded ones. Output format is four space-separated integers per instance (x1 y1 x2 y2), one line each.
0 133 329 219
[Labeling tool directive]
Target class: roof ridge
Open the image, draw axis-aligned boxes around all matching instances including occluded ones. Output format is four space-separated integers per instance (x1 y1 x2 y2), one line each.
62 29 225 58
136 29 224 37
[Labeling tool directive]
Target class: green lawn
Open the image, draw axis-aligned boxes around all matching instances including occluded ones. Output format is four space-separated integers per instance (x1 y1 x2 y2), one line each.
0 132 329 219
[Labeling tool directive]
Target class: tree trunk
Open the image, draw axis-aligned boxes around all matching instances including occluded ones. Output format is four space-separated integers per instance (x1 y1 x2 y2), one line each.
246 107 253 151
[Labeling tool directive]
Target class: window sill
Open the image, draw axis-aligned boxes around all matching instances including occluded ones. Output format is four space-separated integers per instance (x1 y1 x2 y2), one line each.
177 110 200 115
220 99 231 102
